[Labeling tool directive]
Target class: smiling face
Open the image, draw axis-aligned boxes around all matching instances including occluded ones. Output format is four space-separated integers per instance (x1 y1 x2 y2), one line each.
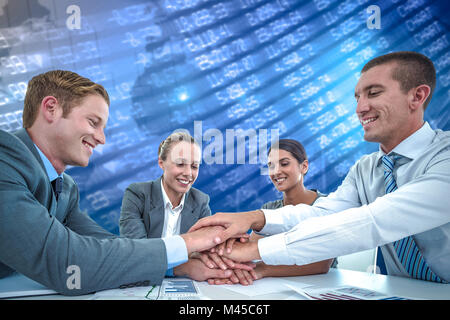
354 63 418 153
267 148 307 193
159 141 201 199
52 94 109 169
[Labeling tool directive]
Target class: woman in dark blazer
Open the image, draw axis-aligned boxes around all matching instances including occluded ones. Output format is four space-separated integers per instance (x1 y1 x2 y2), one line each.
119 132 211 239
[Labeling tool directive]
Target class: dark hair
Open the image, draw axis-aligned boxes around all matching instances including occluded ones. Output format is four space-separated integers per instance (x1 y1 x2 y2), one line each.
268 139 307 164
361 51 436 109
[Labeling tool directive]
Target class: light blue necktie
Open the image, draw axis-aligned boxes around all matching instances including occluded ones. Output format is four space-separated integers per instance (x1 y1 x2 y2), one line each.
382 154 447 283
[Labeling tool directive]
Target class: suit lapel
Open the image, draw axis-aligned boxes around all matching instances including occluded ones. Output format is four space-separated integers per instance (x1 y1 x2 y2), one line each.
14 128 47 173
148 177 165 238
179 191 198 234
149 176 199 235
14 128 59 217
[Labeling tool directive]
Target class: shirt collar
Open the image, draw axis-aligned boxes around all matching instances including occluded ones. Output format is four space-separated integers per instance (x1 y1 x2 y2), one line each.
34 143 63 182
160 178 185 210
376 121 435 163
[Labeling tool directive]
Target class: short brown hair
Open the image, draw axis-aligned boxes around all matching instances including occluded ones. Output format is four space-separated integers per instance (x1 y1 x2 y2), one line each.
23 70 110 128
158 131 199 161
361 51 436 109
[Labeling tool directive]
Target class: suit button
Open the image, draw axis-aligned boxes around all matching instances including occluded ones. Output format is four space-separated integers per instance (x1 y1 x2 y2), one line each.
119 281 150 289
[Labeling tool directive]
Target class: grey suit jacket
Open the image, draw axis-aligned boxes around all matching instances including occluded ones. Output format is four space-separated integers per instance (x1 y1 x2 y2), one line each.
0 129 168 295
119 177 211 238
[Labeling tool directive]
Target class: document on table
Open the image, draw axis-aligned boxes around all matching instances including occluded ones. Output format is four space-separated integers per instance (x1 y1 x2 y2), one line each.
93 285 155 300
284 283 414 300
217 277 311 297
93 278 202 300
0 273 58 299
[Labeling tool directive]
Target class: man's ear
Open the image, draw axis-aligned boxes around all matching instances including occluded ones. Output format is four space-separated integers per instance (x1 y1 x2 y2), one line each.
409 84 431 111
40 96 60 123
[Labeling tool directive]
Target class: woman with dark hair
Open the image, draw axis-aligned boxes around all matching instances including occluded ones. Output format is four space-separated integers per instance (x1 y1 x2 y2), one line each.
248 139 336 280
208 139 336 285
264 139 321 208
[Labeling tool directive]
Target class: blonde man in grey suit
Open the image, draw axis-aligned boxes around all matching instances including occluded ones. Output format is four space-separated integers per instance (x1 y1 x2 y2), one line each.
0 70 237 296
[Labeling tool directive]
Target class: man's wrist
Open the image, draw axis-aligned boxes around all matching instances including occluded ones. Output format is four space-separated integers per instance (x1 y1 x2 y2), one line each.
162 235 189 268
179 233 191 254
250 210 266 232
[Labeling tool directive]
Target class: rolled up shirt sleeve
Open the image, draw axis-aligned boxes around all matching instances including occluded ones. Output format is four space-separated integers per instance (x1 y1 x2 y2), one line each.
258 125 450 282
258 206 376 266
258 233 294 265
259 172 362 237
258 161 450 266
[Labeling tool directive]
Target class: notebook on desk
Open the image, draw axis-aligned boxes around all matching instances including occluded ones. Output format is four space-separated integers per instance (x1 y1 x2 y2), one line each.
0 273 58 299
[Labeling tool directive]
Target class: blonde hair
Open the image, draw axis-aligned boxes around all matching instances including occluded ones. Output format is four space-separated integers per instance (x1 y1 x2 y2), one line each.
23 70 110 128
158 131 199 161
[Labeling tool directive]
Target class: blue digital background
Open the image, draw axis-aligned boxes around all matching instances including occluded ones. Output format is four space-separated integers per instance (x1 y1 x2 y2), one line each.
0 0 448 234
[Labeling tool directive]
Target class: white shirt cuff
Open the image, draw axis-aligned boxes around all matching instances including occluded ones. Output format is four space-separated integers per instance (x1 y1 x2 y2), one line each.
162 235 188 269
259 208 288 235
258 233 295 265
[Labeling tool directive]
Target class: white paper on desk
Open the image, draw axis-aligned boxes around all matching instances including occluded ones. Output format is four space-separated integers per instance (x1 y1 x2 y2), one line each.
93 286 154 299
285 284 414 300
218 277 309 297
0 273 58 299
93 278 203 300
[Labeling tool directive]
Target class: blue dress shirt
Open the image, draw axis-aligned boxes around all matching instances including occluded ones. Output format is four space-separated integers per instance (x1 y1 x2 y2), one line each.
259 122 450 282
34 144 188 275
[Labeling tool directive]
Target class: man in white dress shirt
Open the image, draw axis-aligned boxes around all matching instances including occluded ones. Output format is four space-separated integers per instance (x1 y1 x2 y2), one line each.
189 51 450 283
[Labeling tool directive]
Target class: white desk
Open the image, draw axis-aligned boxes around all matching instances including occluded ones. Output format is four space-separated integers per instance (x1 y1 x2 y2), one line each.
4 268 450 300
197 268 450 300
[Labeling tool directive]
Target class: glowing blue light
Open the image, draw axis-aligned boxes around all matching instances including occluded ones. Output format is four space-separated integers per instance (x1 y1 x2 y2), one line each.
178 92 189 101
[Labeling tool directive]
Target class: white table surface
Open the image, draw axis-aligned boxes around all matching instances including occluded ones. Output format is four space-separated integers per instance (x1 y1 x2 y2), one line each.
199 268 450 300
5 268 450 300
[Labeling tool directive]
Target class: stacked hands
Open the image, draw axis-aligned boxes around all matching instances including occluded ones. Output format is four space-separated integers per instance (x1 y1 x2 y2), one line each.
191 235 257 286
177 210 265 286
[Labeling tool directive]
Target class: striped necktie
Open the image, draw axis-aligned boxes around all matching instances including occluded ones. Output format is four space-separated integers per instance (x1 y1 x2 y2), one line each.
382 154 447 283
